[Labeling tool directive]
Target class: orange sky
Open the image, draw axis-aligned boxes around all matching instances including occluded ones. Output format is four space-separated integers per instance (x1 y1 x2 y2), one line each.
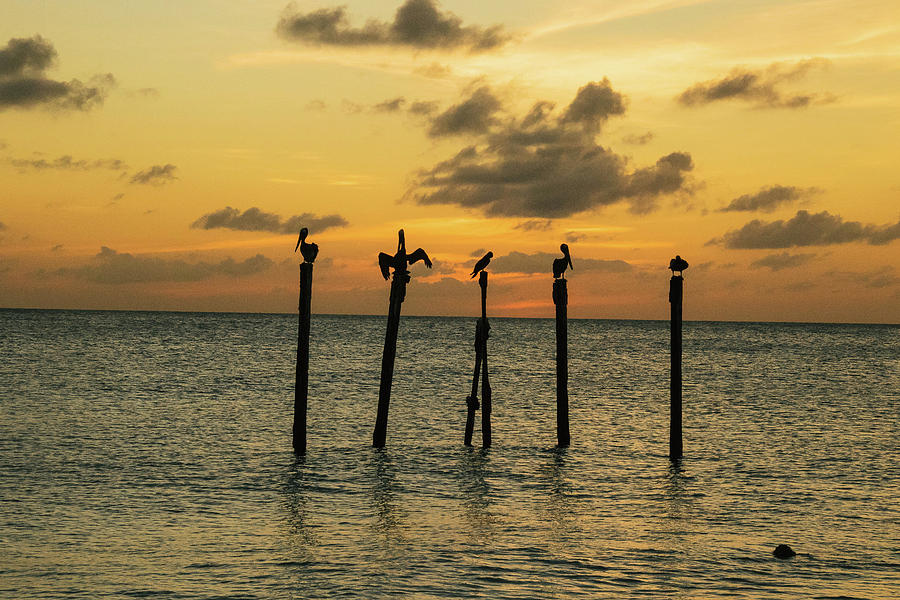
1 1 898 322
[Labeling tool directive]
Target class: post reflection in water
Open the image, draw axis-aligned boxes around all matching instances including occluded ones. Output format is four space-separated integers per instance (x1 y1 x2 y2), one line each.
455 447 496 542
369 449 405 544
281 454 317 556
539 447 579 543
658 458 702 557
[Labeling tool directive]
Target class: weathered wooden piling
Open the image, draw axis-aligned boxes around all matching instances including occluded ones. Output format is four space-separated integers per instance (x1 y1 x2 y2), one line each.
553 278 570 447
373 268 408 448
479 271 492 449
293 262 313 454
669 274 683 459
464 323 482 447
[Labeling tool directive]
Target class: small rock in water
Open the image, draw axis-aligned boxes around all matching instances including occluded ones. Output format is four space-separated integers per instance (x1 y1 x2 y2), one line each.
773 544 796 559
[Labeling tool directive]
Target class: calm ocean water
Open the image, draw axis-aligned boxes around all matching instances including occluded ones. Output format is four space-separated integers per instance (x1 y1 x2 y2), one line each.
1 309 898 599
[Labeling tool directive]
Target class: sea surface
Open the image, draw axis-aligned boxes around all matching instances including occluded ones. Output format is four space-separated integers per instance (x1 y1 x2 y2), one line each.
1 309 899 599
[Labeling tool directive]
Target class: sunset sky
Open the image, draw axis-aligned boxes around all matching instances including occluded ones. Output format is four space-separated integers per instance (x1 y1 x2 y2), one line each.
2 0 898 322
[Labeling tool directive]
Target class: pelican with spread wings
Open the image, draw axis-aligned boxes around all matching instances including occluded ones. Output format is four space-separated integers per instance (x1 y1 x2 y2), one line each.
378 229 432 280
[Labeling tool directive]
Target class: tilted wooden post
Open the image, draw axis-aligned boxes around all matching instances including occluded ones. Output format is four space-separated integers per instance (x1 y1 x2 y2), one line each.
553 278 570 447
669 274 683 459
293 262 313 454
373 268 408 448
479 271 492 448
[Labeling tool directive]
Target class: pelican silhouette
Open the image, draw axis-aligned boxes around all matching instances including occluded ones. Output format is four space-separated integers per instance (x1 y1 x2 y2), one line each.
470 251 493 278
377 229 432 280
294 227 318 263
552 244 573 279
669 255 689 276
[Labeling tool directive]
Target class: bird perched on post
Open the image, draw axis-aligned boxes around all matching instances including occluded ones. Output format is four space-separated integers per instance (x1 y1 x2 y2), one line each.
552 244 573 279
294 227 318 263
377 229 432 280
470 251 493 278
669 255 689 276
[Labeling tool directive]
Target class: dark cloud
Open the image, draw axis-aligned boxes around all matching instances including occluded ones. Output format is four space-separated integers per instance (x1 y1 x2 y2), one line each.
9 154 128 171
720 185 818 212
129 164 177 186
57 246 274 284
50 244 63 252
514 219 552 231
469 247 486 257
713 210 900 248
191 206 349 234
833 266 900 289
0 221 6 231
560 79 627 130
0 36 114 111
622 131 654 145
428 86 501 137
490 251 632 275
750 251 815 271
373 96 406 112
677 59 833 109
411 82 693 218
276 0 511 53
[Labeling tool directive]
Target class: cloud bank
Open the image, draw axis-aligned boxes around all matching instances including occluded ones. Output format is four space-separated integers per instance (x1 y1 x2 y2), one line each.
750 252 816 271
713 210 900 248
57 247 274 284
276 0 511 52
490 251 632 275
678 59 832 109
0 35 115 111
191 206 349 234
409 80 693 217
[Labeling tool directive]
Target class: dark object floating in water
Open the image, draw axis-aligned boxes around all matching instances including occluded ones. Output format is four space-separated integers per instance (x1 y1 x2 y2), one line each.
470 251 493 278
294 227 319 264
773 544 796 559
669 255 689 276
552 244 573 279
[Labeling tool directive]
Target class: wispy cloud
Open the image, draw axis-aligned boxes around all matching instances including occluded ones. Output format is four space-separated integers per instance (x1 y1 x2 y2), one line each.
720 185 820 212
9 154 128 171
677 59 834 109
129 164 178 186
490 250 632 274
750 251 816 271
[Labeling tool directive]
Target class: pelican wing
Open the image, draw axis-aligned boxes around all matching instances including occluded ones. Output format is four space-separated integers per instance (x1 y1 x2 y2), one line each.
377 252 393 280
407 248 432 268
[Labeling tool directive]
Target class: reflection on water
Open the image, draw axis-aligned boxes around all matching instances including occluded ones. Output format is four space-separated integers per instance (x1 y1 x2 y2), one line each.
369 449 405 544
282 455 316 555
456 447 496 541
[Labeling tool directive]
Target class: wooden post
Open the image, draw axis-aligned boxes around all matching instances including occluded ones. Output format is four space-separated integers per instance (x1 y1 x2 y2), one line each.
669 275 683 459
373 268 408 448
293 262 313 454
553 278 570 448
464 322 482 447
479 272 492 448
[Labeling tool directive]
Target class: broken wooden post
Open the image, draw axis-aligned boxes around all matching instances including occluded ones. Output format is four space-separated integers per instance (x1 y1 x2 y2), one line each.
373 229 432 448
292 227 319 454
479 271 492 448
464 322 482 447
553 278 570 448
669 273 684 460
